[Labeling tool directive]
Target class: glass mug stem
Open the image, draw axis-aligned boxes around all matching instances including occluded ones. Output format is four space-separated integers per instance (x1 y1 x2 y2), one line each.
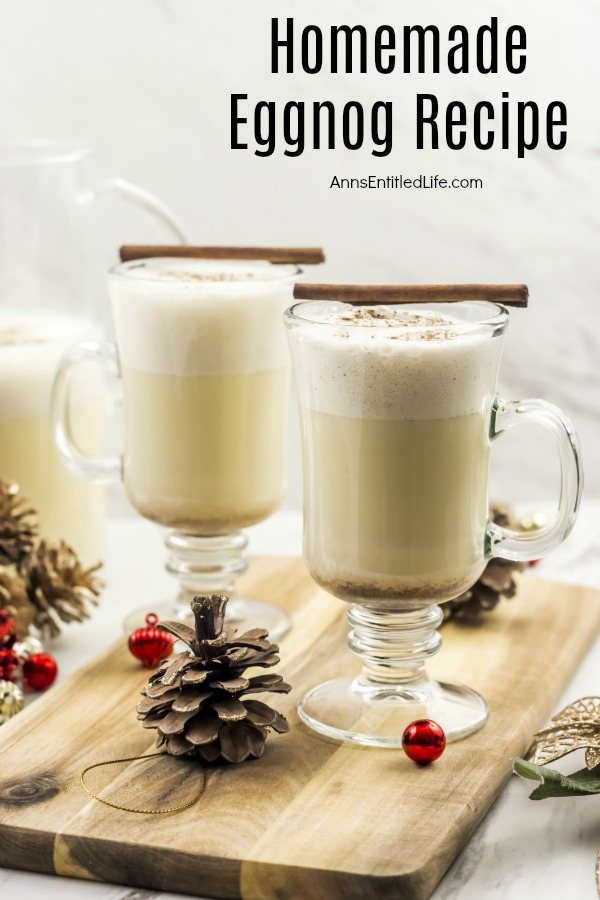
165 531 248 616
348 604 443 685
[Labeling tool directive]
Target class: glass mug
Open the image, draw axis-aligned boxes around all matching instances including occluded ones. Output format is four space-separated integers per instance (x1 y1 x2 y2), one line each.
285 298 582 744
0 139 185 563
52 257 299 636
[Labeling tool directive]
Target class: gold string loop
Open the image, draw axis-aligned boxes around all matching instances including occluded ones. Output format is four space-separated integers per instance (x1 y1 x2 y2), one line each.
80 752 205 815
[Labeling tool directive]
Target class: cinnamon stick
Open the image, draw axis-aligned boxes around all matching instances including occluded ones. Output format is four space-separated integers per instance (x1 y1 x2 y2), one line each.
119 245 325 265
293 284 528 307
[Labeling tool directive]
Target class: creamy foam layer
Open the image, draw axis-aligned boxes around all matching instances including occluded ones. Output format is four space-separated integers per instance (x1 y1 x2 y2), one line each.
288 302 503 420
110 258 298 376
0 313 98 417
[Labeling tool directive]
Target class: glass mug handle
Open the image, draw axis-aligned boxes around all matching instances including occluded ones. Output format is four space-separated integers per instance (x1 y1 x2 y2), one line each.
52 341 121 485
487 396 583 562
91 176 187 242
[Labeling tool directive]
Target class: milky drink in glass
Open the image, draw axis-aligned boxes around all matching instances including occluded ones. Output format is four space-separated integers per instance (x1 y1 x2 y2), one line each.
286 296 582 746
109 259 294 534
0 313 103 562
290 304 503 605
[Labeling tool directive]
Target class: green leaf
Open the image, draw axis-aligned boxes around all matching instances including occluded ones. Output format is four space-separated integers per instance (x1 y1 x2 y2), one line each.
513 758 600 800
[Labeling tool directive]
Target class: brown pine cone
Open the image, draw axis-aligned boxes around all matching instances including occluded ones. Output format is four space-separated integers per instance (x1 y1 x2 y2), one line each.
0 482 37 567
138 594 291 764
443 558 526 622
23 541 103 639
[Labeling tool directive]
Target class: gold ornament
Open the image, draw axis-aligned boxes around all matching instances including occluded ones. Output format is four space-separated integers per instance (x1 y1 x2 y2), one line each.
23 541 103 640
138 594 291 763
527 696 600 771
0 679 24 724
0 482 37 567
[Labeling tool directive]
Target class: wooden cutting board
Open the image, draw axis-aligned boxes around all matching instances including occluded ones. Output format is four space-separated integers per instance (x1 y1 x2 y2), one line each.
0 557 598 900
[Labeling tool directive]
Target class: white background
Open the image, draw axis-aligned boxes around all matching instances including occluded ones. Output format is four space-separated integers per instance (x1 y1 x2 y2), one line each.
1 0 598 510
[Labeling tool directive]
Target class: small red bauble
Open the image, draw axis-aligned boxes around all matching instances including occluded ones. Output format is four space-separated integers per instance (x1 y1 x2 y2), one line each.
0 647 19 681
402 719 446 766
22 653 58 691
128 613 174 668
0 608 15 641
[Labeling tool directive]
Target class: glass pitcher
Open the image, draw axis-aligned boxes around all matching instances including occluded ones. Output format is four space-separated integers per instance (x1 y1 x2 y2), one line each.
0 138 186 564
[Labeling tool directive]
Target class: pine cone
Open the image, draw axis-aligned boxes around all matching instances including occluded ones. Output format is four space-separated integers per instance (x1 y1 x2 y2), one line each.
137 594 291 764
23 541 103 639
0 570 33 637
443 503 527 623
443 557 525 622
0 482 37 567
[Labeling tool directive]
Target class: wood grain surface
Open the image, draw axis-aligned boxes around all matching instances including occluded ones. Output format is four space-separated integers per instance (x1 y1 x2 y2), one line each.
0 558 597 900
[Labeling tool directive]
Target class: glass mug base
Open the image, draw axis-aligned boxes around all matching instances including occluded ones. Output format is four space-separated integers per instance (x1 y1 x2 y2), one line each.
298 674 488 746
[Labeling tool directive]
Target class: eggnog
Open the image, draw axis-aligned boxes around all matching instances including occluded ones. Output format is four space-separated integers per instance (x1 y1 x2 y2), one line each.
288 303 504 603
110 259 295 533
0 314 104 562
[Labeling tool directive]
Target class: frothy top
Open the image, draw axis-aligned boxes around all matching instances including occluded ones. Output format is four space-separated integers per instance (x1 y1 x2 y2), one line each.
0 313 99 417
287 303 504 420
110 258 298 376
120 258 297 284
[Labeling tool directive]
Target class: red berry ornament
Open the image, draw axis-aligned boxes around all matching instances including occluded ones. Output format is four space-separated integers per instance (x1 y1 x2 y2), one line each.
128 613 174 668
22 653 58 691
0 647 19 681
402 719 446 766
0 608 15 642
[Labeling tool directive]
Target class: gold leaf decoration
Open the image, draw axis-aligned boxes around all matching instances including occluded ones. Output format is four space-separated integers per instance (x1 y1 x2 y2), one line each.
527 696 600 771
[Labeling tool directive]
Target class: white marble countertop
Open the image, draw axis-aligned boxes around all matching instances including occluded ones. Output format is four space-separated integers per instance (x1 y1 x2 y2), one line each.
1 502 599 900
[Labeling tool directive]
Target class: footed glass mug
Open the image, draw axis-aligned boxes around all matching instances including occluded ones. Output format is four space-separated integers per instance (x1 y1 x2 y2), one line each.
0 139 185 564
53 257 299 637
285 297 582 744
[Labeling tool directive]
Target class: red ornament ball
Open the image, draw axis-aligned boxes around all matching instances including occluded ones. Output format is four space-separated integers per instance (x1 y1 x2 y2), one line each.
0 608 15 641
402 719 446 766
0 647 19 681
22 653 58 691
128 613 174 668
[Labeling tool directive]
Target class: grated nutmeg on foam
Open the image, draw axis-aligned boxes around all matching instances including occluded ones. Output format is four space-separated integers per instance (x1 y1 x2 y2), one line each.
149 269 269 283
328 306 463 342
